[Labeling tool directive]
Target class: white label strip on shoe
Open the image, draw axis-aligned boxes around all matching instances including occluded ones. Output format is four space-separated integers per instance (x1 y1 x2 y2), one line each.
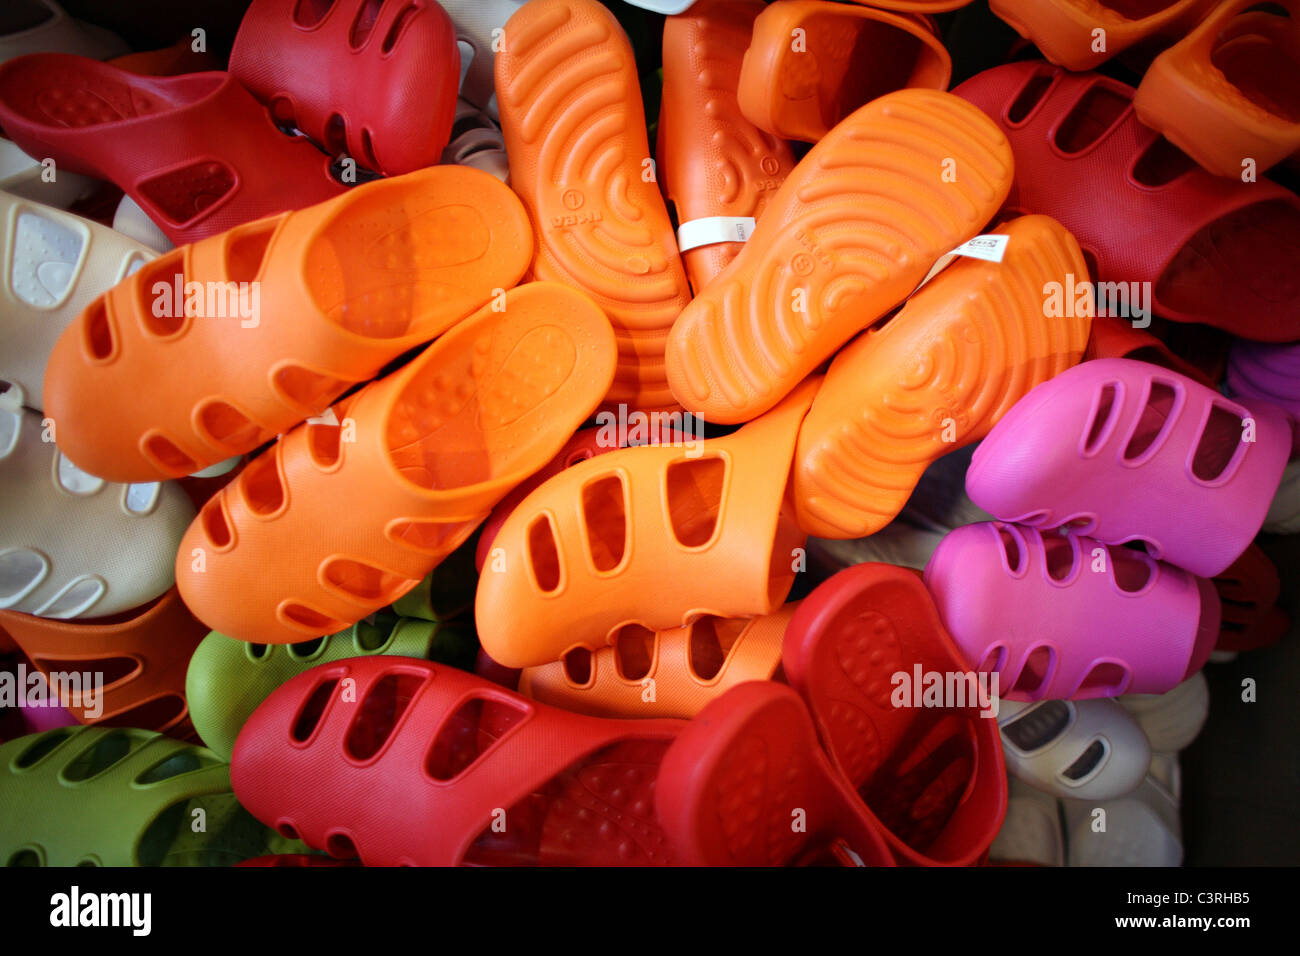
913 233 1012 293
305 407 339 427
676 216 757 253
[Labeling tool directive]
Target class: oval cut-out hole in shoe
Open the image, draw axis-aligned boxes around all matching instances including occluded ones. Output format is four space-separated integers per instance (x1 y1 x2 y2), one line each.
293 0 337 28
1110 547 1154 593
1123 381 1180 461
134 747 221 784
273 365 347 413
198 400 261 451
1042 534 1080 583
280 603 347 634
277 821 300 840
1001 699 1070 752
527 515 562 593
36 576 104 618
224 218 278 284
382 3 419 53
0 548 47 604
324 113 348 155
307 419 343 469
1010 646 1056 697
349 0 383 48
124 482 161 515
1076 661 1130 696
143 434 197 475
975 645 1008 675
665 456 726 548
59 729 136 782
688 617 748 681
1132 135 1198 187
1083 382 1120 454
288 636 327 660
563 647 592 686
425 696 529 782
201 499 233 549
996 526 1027 575
345 671 425 761
322 557 411 603
613 625 656 681
5 849 40 867
1192 404 1247 482
246 643 272 661
291 678 338 742
33 655 137 689
82 301 116 360
13 728 75 768
54 453 103 495
1060 738 1109 783
138 160 237 228
581 475 627 572
359 128 380 171
238 453 286 516
1007 67 1055 124
1052 83 1131 155
325 832 359 858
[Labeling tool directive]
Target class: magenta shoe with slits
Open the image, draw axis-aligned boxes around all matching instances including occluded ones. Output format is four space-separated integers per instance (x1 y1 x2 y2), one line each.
923 522 1219 701
965 358 1289 578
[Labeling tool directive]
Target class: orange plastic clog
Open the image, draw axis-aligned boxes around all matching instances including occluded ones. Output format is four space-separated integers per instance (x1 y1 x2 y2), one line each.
475 377 819 670
989 0 1216 72
1135 0 1300 179
518 606 793 719
495 0 692 412
658 0 796 295
736 0 951 144
0 587 206 738
43 166 533 483
793 214 1091 539
666 88 1013 424
176 282 616 645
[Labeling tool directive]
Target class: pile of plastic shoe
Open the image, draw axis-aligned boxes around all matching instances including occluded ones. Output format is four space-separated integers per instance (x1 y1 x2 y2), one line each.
0 0 1295 868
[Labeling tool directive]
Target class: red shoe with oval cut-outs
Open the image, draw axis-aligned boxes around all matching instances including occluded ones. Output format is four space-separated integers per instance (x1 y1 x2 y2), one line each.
782 563 1006 865
232 655 895 866
230 0 461 176
175 282 616 645
43 165 532 483
0 53 345 246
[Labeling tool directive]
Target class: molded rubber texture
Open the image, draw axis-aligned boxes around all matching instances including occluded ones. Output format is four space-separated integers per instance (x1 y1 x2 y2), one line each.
0 725 298 865
0 586 205 738
0 191 155 410
924 522 1221 700
0 53 346 245
666 88 1013 424
658 0 796 294
955 62 1300 341
988 0 1216 71
518 606 792 719
793 214 1091 539
1135 0 1300 179
176 282 616 645
737 0 951 144
43 165 533 483
495 0 692 412
782 563 1007 865
474 376 818 669
996 697 1150 801
186 611 473 760
966 358 1290 578
230 0 460 176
